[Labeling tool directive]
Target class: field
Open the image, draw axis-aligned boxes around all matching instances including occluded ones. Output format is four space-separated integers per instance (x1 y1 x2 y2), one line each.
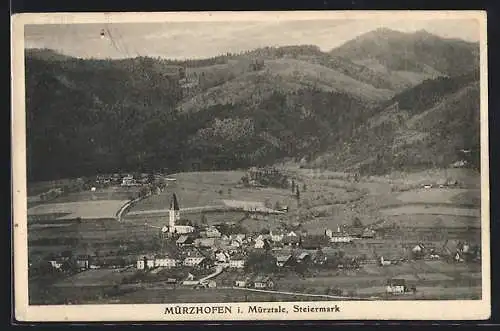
28 200 128 220
27 167 483 303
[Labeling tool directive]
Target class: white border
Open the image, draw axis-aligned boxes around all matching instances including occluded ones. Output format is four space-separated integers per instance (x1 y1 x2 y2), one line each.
11 10 490 322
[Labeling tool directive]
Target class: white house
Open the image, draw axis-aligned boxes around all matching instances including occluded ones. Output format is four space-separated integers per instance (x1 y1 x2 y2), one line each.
215 251 230 264
270 230 284 242
206 227 222 238
386 279 407 295
329 233 353 243
183 257 207 267
137 255 156 270
154 256 178 268
254 238 266 249
229 255 246 269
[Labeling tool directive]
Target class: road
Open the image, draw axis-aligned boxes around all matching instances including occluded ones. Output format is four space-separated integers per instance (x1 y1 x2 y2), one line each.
126 205 229 216
227 287 376 300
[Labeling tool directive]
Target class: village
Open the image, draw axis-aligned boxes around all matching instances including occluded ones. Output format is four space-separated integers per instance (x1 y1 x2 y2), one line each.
28 168 482 302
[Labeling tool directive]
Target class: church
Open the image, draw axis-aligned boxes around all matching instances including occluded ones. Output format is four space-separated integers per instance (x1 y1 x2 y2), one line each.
168 193 195 235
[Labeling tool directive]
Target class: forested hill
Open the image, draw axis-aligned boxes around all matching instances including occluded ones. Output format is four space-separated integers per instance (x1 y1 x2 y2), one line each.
25 29 480 181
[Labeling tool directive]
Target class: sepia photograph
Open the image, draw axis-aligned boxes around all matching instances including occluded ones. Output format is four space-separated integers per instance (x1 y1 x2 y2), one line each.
11 11 490 321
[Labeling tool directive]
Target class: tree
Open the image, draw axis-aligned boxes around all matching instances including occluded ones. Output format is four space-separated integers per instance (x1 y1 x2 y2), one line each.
291 180 296 193
200 213 207 225
302 183 307 192
296 187 300 201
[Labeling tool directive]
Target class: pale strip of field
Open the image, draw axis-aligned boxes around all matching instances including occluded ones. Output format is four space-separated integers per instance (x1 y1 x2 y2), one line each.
380 205 480 217
417 273 454 281
396 188 477 204
27 200 129 220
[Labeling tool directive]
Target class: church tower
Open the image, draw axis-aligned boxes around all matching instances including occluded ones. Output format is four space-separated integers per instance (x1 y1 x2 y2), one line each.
169 193 180 233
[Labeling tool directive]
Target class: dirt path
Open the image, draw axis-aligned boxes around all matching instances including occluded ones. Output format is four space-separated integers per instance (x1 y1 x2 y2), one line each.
227 286 376 300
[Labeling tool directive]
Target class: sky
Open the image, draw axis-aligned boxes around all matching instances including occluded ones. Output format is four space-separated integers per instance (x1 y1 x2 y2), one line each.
24 18 480 60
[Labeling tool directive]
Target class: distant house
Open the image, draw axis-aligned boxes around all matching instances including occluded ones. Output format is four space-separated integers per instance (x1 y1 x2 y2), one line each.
361 228 376 239
234 279 248 287
296 252 311 264
48 258 65 270
270 230 285 242
254 238 271 249
229 255 246 269
76 255 90 271
282 235 301 247
349 227 364 238
313 250 327 265
206 227 222 238
386 279 407 295
215 251 230 264
183 257 212 269
176 235 194 247
154 255 178 268
137 255 155 270
253 276 275 289
329 233 353 243
173 225 196 234
230 240 242 248
276 254 294 267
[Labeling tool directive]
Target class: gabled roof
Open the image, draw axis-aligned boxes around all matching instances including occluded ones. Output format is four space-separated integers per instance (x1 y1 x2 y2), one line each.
176 235 190 243
276 255 293 262
296 252 311 260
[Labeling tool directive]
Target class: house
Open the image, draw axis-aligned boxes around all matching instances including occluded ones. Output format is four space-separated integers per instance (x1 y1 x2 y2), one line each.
172 225 196 234
313 250 327 265
270 230 284 242
296 252 311 264
176 235 194 247
349 227 364 238
254 238 271 249
329 233 353 243
361 228 376 239
386 279 407 295
275 254 294 267
137 255 156 270
229 255 246 269
206 227 222 238
215 251 230 264
75 255 90 270
183 257 212 269
234 279 248 287
195 238 217 249
253 276 275 289
48 258 65 270
154 255 178 268
282 235 301 247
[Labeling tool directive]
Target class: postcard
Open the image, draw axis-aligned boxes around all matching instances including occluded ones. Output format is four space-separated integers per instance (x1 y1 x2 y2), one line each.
11 10 490 321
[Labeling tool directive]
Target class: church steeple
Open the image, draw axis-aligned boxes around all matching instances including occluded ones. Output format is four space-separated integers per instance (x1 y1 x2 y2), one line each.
169 193 180 234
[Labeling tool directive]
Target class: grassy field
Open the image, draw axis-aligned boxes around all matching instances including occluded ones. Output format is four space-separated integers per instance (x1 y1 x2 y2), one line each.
28 200 128 220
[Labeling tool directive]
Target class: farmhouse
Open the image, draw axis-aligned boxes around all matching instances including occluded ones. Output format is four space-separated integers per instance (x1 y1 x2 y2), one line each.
254 238 271 249
206 227 222 238
229 255 246 269
386 279 407 295
183 256 212 269
270 230 285 242
234 279 249 287
154 255 178 268
253 276 274 289
76 255 91 271
137 255 156 270
329 233 353 243
215 251 230 264
296 252 311 264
